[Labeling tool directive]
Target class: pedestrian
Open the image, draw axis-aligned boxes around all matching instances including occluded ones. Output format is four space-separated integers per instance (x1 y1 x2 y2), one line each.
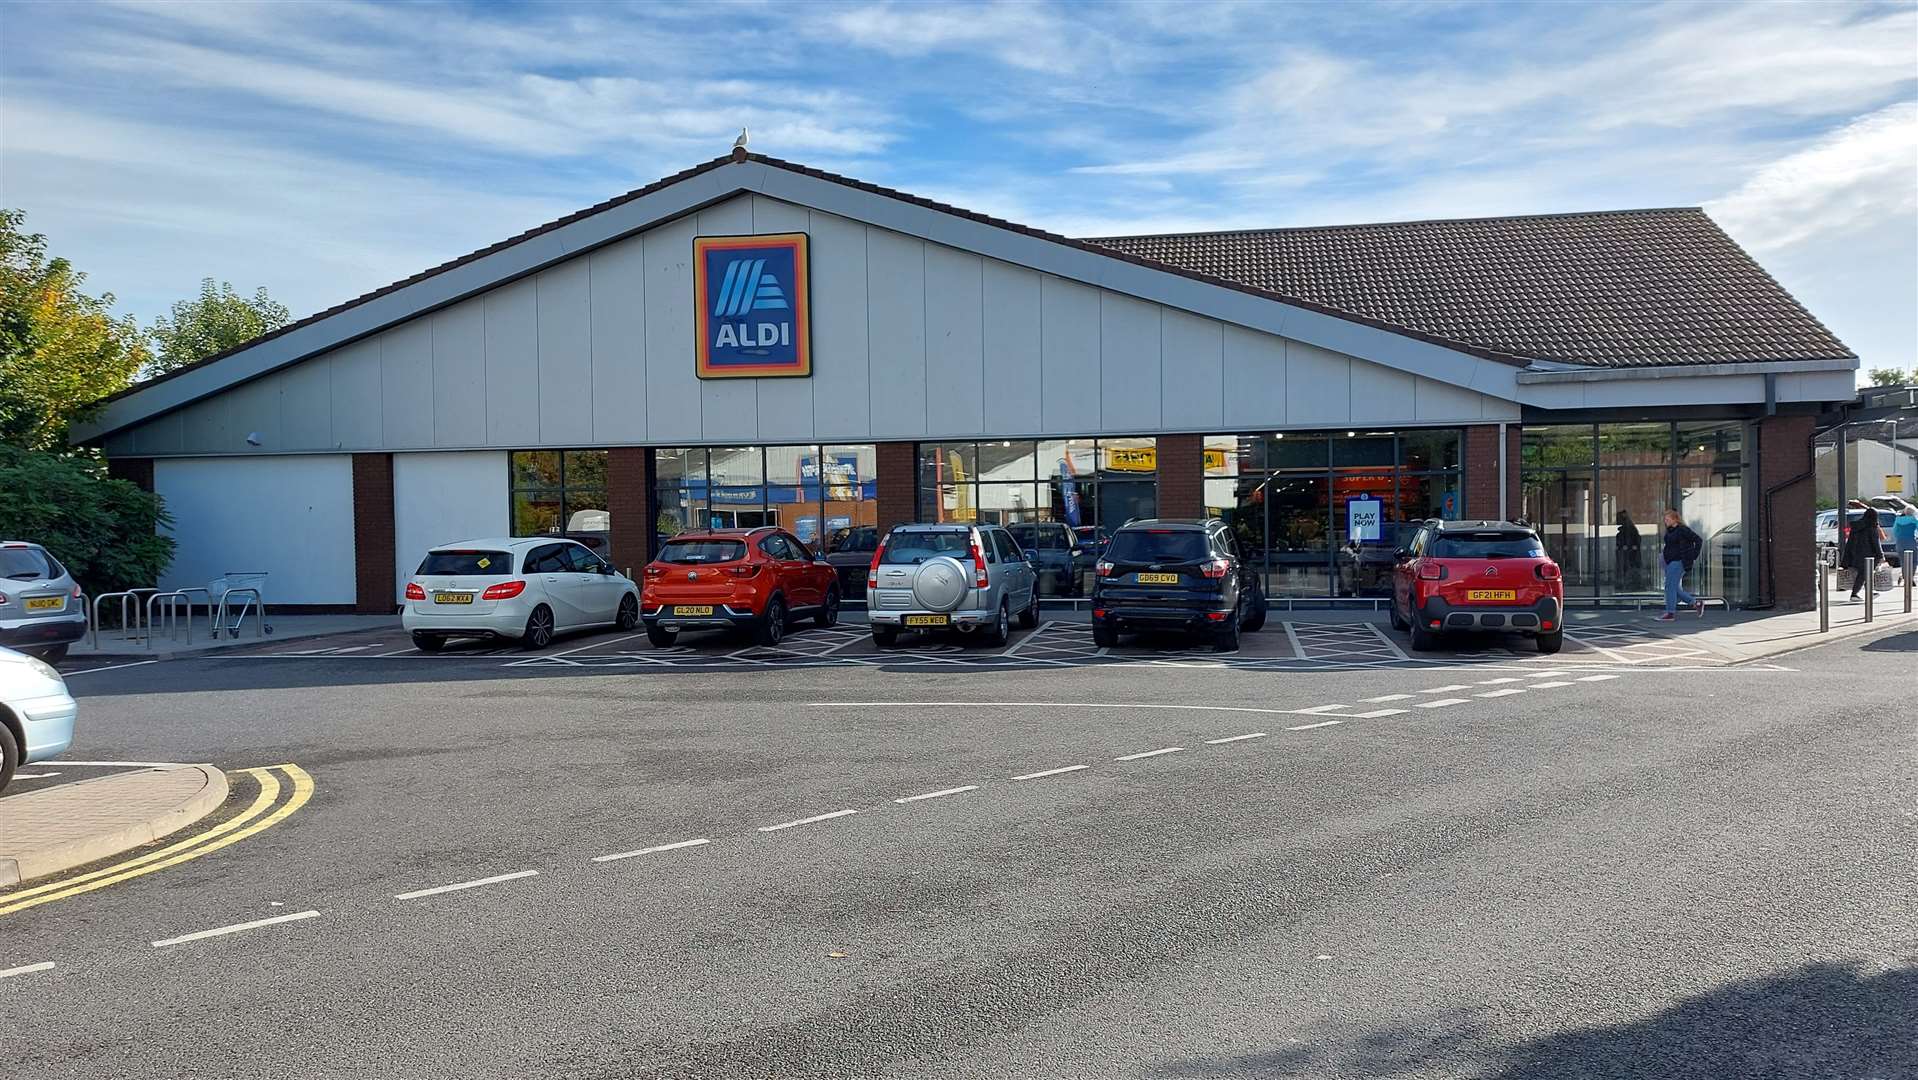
1892 501 1918 586
1657 508 1704 621
1613 510 1642 590
1840 499 1884 601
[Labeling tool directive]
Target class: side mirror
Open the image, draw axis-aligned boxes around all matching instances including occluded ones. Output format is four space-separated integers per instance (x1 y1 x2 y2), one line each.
599 563 614 575
1395 548 1411 561
1070 545 1085 556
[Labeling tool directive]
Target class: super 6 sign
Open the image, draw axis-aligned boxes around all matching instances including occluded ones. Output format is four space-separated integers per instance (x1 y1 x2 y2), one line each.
694 233 812 379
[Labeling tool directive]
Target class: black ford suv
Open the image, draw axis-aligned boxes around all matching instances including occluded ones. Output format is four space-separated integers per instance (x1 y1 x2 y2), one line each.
1090 518 1267 651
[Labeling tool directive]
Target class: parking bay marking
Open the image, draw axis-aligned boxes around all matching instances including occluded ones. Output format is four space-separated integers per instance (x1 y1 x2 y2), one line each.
1528 680 1576 688
393 869 539 901
759 809 859 833
1577 674 1621 682
1115 747 1184 761
1422 684 1474 693
1286 720 1345 731
1291 704 1352 715
895 786 978 804
1416 698 1470 708
1476 688 1528 698
1205 732 1268 744
0 961 55 980
1364 694 1415 703
803 701 1319 717
593 838 711 864
1012 765 1090 781
1349 708 1409 718
151 909 320 949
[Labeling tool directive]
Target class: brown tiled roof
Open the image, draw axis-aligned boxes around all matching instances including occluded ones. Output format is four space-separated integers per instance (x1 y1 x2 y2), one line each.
1086 209 1853 368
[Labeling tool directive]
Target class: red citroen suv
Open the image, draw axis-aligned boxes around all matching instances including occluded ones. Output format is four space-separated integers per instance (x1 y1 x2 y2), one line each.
1391 519 1563 654
641 528 840 647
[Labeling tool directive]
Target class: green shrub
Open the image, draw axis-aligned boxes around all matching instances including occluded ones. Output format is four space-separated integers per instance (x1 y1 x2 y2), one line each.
0 446 173 595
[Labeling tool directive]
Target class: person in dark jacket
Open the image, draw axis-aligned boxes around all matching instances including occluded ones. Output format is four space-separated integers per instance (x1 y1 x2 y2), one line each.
1842 499 1885 601
1658 509 1703 621
1614 510 1643 590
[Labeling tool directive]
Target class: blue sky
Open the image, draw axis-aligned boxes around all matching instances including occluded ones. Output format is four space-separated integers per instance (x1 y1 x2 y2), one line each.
4 0 1914 372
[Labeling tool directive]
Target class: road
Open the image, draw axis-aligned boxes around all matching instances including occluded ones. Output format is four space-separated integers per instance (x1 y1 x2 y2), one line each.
1 619 1911 1079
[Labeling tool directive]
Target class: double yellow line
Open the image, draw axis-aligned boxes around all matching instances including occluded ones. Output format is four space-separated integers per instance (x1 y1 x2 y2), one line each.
0 764 313 919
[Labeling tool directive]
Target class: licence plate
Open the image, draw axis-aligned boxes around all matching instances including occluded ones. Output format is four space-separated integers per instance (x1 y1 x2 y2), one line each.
1467 589 1517 601
434 592 474 605
1136 573 1180 584
673 605 715 616
904 614 950 627
25 597 62 611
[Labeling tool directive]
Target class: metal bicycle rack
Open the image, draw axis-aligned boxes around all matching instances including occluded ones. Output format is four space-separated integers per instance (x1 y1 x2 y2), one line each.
143 589 211 649
214 587 270 639
88 588 160 648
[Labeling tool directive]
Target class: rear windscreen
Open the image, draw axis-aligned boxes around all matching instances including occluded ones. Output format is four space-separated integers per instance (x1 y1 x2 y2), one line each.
659 540 746 564
881 531 971 564
417 550 512 576
1429 535 1544 558
1108 530 1208 563
1 548 58 580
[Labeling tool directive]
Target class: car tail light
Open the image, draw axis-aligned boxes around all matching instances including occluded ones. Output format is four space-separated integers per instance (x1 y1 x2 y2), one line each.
1201 558 1230 579
72 584 84 599
643 565 666 577
969 535 989 588
868 544 885 590
1092 608 1106 618
1417 562 1446 581
1096 560 1114 577
1536 563 1562 581
405 582 426 600
1205 610 1227 621
1540 620 1554 631
481 580 526 600
726 565 761 578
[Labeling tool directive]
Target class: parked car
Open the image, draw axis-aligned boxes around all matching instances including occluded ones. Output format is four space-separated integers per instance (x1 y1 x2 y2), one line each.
1816 508 1895 568
642 527 839 647
1007 521 1094 596
1090 518 1268 652
0 644 76 794
866 524 1038 648
1391 519 1564 653
822 525 881 599
403 538 639 651
0 541 88 664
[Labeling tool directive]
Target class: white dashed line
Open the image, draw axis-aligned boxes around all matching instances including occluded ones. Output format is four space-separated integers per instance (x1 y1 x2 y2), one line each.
151 909 320 948
1416 697 1470 708
1477 677 1523 685
1422 684 1473 693
1349 708 1408 718
9 772 56 780
1115 747 1185 761
894 786 978 804
1012 765 1090 781
393 870 539 901
1476 688 1527 698
1364 693 1414 703
1205 732 1269 744
1292 704 1352 715
1577 674 1620 682
758 809 859 832
1529 681 1576 688
0 961 54 980
592 838 711 864
59 660 161 676
1286 720 1345 731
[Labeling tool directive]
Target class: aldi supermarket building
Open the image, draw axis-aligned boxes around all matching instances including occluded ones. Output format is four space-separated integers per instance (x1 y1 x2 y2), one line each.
76 149 1859 612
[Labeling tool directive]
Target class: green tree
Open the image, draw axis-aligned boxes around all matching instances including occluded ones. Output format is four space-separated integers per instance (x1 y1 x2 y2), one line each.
0 208 149 451
1865 367 1915 387
147 277 290 375
0 446 174 596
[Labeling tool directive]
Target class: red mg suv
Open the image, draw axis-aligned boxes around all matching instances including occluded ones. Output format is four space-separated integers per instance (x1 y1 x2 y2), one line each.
1391 520 1563 653
641 528 840 647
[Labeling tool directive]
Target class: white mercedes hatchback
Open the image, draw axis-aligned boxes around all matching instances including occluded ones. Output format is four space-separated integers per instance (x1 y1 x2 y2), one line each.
401 538 639 651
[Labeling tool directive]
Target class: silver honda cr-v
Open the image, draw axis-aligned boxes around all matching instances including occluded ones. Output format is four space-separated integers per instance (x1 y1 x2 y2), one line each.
866 524 1038 647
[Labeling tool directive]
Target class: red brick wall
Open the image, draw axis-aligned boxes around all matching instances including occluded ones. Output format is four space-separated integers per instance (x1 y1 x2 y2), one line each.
1463 425 1520 520
1758 414 1816 610
876 442 917 533
351 453 396 613
607 447 653 576
1156 434 1203 518
107 456 154 492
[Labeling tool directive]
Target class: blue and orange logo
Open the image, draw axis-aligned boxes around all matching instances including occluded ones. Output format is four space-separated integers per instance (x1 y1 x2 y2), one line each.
694 233 811 379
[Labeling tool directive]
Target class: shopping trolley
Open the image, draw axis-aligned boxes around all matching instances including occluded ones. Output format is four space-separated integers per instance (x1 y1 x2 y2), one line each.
209 571 273 638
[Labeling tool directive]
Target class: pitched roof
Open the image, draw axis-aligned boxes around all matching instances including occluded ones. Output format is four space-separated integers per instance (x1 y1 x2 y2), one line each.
1085 209 1854 368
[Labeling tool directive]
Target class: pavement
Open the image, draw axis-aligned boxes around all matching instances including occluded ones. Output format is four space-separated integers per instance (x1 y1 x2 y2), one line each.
0 765 227 886
3 608 1911 1077
67 613 401 658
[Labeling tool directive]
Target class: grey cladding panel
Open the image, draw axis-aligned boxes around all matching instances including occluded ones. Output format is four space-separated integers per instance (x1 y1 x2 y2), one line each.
330 338 384 449
644 216 701 442
1160 308 1223 431
864 228 927 439
380 318 434 449
278 358 331 450
536 259 594 445
225 375 283 454
750 196 817 443
430 304 487 447
1221 326 1286 429
1098 293 1161 432
697 199 758 441
923 245 985 438
806 211 870 439
1349 362 1416 424
1040 276 1100 434
1286 341 1351 426
588 238 647 444
1415 376 1490 421
483 279 539 446
981 261 1042 435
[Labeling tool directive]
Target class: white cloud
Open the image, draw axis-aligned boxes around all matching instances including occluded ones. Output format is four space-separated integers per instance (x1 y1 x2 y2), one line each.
1707 103 1918 252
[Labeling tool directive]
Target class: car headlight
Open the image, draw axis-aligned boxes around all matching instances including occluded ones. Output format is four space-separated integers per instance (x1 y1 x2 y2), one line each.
25 654 64 685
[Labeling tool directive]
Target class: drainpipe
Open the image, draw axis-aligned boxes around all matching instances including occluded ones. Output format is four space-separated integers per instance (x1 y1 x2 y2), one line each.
1496 422 1509 520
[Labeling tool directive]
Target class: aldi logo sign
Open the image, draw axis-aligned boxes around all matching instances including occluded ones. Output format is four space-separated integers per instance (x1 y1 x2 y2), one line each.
694 233 811 379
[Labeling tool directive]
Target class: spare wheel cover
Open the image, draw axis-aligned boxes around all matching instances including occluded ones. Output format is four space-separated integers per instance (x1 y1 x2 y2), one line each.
912 556 970 611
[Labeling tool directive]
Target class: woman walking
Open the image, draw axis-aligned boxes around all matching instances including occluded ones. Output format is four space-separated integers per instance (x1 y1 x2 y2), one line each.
1841 499 1884 601
1892 502 1918 586
1657 509 1703 621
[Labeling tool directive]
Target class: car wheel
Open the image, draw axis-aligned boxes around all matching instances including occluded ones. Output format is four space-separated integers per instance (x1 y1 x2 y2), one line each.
0 720 17 793
872 626 899 648
982 600 1010 647
615 594 640 631
1212 615 1241 653
1536 629 1564 655
1409 620 1438 652
757 596 786 647
816 586 840 628
645 624 677 648
1242 588 1268 633
1388 598 1409 631
34 644 69 664
411 633 444 653
1017 590 1038 629
1092 622 1118 648
521 605 555 650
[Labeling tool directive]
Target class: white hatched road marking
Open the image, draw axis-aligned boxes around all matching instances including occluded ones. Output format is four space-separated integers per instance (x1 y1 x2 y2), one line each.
1476 688 1527 698
1578 674 1621 682
59 660 160 676
1350 708 1409 718
1529 680 1577 688
1115 747 1185 761
805 701 1314 717
1422 684 1474 693
1012 765 1090 781
894 785 978 804
394 870 539 901
1292 704 1352 715
9 772 56 780
1365 693 1415 703
1286 720 1345 731
1281 621 1307 660
1363 621 1413 661
593 838 711 864
0 961 55 980
1205 732 1268 744
151 910 320 948
1416 697 1470 708
759 809 859 832
1478 677 1523 685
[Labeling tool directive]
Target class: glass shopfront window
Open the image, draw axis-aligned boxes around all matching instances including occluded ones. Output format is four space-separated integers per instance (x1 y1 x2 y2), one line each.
654 444 879 562
1520 422 1748 603
1205 429 1464 599
509 450 609 555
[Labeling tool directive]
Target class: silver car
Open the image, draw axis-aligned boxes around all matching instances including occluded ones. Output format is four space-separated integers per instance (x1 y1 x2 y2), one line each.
0 542 87 663
867 524 1039 647
0 644 76 793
